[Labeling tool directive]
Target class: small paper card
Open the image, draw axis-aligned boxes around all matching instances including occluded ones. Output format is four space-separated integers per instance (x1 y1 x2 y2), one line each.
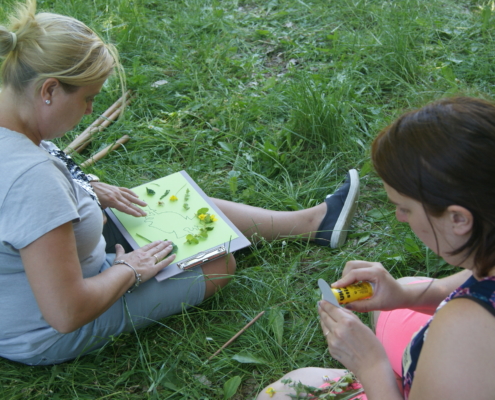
106 170 251 281
318 278 340 307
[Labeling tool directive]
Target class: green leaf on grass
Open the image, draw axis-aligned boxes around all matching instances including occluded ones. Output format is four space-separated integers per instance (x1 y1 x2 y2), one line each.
218 141 234 152
223 376 241 399
232 353 268 365
268 308 284 346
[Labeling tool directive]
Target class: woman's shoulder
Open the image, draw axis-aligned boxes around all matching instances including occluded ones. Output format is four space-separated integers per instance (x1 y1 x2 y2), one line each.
0 129 71 186
409 296 495 399
0 128 53 172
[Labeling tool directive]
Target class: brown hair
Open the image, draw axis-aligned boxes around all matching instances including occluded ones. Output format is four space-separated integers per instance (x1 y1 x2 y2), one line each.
372 97 495 277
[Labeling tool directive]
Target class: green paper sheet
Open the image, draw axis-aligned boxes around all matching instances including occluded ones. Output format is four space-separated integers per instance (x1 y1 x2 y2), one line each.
106 171 250 281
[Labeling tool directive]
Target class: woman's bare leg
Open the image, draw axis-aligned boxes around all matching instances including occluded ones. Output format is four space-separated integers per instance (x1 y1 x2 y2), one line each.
212 198 327 241
201 253 237 299
212 169 360 248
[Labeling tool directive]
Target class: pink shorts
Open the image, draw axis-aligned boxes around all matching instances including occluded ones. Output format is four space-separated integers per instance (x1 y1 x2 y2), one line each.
375 281 432 376
318 280 433 399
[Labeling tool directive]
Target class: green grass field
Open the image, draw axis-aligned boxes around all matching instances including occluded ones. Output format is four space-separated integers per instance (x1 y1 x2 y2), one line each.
1 0 494 398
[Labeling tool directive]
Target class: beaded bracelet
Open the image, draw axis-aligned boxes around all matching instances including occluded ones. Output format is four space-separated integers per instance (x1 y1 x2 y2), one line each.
113 260 142 293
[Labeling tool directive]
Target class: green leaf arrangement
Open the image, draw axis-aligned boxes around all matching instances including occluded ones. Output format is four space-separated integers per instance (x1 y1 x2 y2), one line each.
274 373 364 400
185 207 218 245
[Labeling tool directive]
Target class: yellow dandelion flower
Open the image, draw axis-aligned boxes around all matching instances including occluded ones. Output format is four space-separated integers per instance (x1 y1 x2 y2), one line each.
198 214 206 220
210 214 218 222
170 195 178 201
265 387 276 398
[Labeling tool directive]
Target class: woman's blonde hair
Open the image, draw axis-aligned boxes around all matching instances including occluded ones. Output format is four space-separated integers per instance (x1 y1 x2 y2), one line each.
0 0 124 93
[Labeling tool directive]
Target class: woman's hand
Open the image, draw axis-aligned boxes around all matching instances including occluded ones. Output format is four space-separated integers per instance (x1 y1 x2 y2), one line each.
318 300 389 378
113 240 176 284
91 181 147 217
332 261 407 312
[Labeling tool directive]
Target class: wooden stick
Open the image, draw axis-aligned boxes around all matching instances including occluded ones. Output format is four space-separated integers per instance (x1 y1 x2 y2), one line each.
64 90 132 154
70 96 133 154
80 135 130 168
208 311 265 360
67 95 132 154
65 90 131 153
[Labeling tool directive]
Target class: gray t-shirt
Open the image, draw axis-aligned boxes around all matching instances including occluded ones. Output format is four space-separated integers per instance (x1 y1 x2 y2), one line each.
0 128 106 359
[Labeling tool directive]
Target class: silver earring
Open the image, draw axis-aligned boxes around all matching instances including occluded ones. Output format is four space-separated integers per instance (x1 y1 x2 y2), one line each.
45 100 51 105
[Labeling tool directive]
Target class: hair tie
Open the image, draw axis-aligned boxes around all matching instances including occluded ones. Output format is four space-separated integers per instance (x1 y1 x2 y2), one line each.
10 32 17 51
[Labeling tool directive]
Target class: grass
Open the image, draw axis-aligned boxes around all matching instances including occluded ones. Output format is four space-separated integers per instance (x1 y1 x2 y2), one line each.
1 0 494 398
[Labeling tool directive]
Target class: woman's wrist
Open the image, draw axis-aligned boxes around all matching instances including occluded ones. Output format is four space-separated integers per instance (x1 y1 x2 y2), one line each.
113 260 142 293
357 359 403 400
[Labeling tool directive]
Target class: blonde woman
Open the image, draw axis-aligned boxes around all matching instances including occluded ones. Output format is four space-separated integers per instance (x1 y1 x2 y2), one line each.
0 0 359 365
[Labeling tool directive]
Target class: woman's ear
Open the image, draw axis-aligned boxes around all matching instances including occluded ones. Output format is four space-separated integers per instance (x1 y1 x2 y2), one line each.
39 78 61 103
447 205 473 236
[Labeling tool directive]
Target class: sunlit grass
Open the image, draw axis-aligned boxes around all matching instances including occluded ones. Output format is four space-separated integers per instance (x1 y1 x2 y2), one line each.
0 0 492 398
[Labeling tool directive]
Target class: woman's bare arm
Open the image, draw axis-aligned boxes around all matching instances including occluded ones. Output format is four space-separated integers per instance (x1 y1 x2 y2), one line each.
21 222 175 333
398 269 471 314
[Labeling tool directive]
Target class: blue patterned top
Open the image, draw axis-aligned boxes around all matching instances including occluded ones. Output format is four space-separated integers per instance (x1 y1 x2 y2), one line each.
402 274 495 399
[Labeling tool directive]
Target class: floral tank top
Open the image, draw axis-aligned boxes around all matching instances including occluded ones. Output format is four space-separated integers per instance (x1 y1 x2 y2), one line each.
402 275 495 399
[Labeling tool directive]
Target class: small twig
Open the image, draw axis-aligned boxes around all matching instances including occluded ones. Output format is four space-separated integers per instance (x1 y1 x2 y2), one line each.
64 90 133 154
136 233 152 243
80 135 130 167
208 311 265 360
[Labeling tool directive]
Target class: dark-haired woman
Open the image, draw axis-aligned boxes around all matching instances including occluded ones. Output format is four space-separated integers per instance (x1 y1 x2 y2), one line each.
258 97 495 400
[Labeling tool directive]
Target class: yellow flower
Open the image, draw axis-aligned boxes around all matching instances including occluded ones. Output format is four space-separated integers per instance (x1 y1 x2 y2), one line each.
170 195 178 201
210 214 218 222
265 387 276 398
198 214 206 220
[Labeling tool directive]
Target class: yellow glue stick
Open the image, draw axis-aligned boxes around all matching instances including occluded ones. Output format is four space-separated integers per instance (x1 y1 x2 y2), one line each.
331 281 374 305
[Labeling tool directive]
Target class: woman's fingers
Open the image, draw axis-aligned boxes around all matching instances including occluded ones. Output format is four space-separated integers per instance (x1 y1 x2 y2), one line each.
114 243 125 258
140 240 169 252
117 241 177 283
120 191 147 216
340 260 379 281
140 240 176 265
121 188 147 207
155 252 176 269
151 244 176 264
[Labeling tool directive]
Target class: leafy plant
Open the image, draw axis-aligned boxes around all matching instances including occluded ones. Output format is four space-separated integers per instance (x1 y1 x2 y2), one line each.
185 207 217 244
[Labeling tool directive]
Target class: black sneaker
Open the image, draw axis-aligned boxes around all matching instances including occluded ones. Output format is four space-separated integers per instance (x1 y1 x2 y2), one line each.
314 169 360 248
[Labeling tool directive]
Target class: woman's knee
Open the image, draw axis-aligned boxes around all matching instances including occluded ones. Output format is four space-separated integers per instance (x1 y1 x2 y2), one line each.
202 253 236 299
256 368 347 399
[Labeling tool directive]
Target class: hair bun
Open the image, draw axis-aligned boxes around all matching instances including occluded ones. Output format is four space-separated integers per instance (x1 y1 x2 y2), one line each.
10 32 17 51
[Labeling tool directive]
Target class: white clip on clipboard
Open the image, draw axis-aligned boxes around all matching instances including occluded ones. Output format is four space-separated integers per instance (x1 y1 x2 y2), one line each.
177 245 226 270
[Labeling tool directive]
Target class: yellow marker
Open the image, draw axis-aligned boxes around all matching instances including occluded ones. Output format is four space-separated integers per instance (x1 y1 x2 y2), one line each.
331 281 374 305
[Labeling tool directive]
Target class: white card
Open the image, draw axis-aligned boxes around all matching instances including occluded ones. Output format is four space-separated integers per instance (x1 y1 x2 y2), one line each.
318 278 340 307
